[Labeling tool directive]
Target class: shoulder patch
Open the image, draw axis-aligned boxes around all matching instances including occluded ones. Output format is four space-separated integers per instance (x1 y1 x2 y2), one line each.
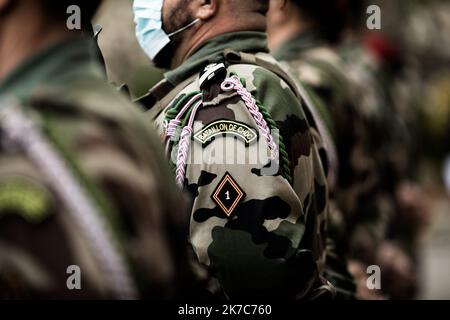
211 172 246 217
0 181 52 223
194 119 258 147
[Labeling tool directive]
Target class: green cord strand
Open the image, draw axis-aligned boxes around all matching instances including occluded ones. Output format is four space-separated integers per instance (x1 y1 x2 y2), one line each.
164 92 204 173
237 75 292 184
164 91 202 122
164 76 292 184
255 98 293 184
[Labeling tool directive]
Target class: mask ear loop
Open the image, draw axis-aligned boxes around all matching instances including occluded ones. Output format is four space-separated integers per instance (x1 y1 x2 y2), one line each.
168 18 201 38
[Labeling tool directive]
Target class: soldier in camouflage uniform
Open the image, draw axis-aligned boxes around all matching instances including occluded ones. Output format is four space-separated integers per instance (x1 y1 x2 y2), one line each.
339 0 430 299
339 28 414 299
0 0 195 299
267 0 378 225
268 0 427 300
134 0 334 299
368 0 450 299
267 0 385 299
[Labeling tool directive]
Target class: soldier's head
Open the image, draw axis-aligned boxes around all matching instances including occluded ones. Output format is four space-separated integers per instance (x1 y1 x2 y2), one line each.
0 0 102 29
344 0 366 31
0 0 102 81
133 0 270 70
42 1 103 29
267 0 346 51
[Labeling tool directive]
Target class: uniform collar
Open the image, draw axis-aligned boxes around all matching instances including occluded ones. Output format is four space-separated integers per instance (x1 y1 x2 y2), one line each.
165 31 269 86
0 38 101 102
273 29 327 62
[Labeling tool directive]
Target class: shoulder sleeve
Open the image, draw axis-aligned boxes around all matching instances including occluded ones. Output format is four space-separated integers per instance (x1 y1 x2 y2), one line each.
48 101 196 298
0 153 101 299
0 97 194 299
175 64 327 299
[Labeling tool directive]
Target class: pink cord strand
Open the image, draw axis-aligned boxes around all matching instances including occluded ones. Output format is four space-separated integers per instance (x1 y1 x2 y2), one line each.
166 93 203 141
175 99 203 187
173 76 280 187
221 76 279 160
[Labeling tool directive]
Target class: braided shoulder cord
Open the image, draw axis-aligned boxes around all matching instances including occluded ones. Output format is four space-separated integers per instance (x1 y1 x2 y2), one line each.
161 91 205 186
235 76 291 183
221 76 279 159
165 93 203 142
175 100 203 187
254 99 292 185
166 75 293 187
221 75 292 184
0 103 138 299
164 91 202 122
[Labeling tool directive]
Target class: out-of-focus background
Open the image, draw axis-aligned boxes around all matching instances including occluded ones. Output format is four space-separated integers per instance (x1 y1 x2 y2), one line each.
94 0 450 299
95 0 163 98
377 0 450 300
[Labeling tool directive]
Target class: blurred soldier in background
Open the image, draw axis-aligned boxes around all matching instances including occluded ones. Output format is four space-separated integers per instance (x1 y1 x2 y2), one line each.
400 0 450 300
267 0 377 236
399 0 450 173
95 0 165 98
0 0 196 299
267 0 436 300
340 0 434 299
267 0 378 299
134 0 334 300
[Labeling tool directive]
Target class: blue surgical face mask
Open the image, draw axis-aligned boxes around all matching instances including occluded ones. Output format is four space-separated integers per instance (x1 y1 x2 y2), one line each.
133 0 200 61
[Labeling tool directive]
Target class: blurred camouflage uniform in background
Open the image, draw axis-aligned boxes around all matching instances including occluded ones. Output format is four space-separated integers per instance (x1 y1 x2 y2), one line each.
0 2 195 299
399 0 450 163
95 0 164 98
268 0 441 300
382 0 450 298
339 0 441 299
401 0 450 300
140 31 334 300
268 0 381 299
340 32 416 299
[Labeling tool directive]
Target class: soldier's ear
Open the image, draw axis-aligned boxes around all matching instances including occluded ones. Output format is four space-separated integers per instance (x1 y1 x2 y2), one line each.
196 0 217 21
274 0 289 11
267 0 289 26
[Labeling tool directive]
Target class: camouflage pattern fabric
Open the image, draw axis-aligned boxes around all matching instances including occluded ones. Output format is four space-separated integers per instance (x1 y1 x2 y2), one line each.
273 31 382 298
0 38 194 299
342 1 450 298
340 30 426 299
139 32 334 300
274 31 377 227
340 35 409 258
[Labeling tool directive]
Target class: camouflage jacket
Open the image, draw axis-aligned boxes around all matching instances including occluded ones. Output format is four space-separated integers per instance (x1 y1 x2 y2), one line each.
139 32 333 299
0 38 193 299
340 36 413 188
338 38 398 252
274 31 380 256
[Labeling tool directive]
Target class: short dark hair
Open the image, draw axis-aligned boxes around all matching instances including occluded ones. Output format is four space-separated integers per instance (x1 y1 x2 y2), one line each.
40 0 102 27
255 0 270 15
291 0 346 43
345 0 366 30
